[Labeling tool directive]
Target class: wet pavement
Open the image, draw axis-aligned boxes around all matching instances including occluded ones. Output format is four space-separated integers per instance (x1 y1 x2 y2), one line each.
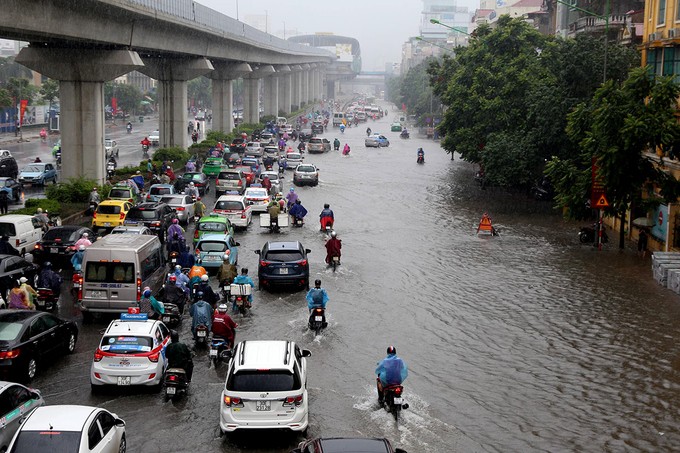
24 106 680 452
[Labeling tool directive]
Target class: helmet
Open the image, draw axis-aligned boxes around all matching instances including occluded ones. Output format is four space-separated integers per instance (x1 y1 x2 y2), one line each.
143 288 151 298
175 265 181 271
197 197 201 201
169 275 177 282
78 245 86 251
387 346 397 355
190 182 195 186
170 330 179 343
172 218 179 224
92 187 97 191
19 276 27 283
324 203 330 209
331 231 337 238
217 304 228 313
289 188 294 192
82 233 89 238
240 268 248 275
314 279 321 287
197 291 204 298
201 274 209 282
136 170 141 174
36 208 43 213
222 254 230 261
43 261 52 269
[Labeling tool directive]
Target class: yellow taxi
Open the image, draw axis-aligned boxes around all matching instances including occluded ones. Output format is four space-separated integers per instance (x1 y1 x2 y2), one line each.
92 199 133 234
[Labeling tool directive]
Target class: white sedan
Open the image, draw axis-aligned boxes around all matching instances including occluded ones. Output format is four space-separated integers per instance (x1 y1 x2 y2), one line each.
149 130 160 146
244 187 271 212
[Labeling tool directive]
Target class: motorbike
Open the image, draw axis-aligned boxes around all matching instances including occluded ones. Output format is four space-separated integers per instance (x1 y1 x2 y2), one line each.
126 125 132 134
329 254 340 272
292 217 304 227
400 130 410 139
333 142 340 151
342 147 350 156
142 144 149 158
308 307 327 336
379 380 409 424
164 367 189 401
160 302 182 328
417 154 424 164
88 201 98 216
366 129 372 137
230 283 252 315
106 162 116 179
195 324 209 347
209 336 232 367
579 223 608 244
71 271 82 302
35 288 58 312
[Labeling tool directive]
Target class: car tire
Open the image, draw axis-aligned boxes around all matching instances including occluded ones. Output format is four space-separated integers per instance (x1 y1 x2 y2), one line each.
65 332 77 354
25 357 38 381
118 434 126 453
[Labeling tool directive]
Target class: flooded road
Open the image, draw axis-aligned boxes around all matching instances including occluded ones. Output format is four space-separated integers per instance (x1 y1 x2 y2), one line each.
31 106 680 452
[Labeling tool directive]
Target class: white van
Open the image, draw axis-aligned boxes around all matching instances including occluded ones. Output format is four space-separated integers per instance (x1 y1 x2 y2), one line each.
332 112 344 126
79 234 166 321
0 214 43 256
276 116 288 127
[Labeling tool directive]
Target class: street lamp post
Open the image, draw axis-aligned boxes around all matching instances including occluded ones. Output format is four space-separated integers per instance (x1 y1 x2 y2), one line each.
429 18 471 36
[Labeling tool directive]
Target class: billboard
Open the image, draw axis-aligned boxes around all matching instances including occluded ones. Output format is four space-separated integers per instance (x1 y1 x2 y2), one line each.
336 43 353 62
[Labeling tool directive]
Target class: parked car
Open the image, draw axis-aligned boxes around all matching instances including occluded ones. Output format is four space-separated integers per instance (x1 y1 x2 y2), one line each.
0 310 78 381
216 169 246 196
104 139 119 158
6 405 125 453
159 194 195 225
195 233 240 269
220 340 311 434
255 241 311 290
146 184 175 202
34 226 96 265
0 255 39 301
17 163 57 185
91 200 132 234
307 137 331 153
0 178 22 202
293 164 319 187
148 130 160 146
123 202 176 242
365 134 390 148
213 195 252 230
0 381 44 451
291 438 407 453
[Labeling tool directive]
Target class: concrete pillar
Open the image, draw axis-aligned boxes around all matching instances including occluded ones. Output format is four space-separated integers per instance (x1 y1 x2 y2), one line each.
139 57 213 149
263 76 279 117
243 77 260 125
301 64 311 106
208 62 252 133
275 65 292 116
15 47 143 183
291 65 302 111
326 79 337 100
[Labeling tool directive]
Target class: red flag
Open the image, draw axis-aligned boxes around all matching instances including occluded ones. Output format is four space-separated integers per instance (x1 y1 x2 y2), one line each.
19 100 28 125
111 97 118 114
401 103 406 111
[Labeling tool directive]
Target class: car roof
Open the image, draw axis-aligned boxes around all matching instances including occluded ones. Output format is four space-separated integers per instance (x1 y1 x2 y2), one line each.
265 241 302 251
0 310 40 324
105 319 158 336
198 233 231 242
235 340 295 372
99 199 128 206
217 194 246 202
245 187 268 193
111 225 150 233
150 184 173 189
200 213 230 222
131 202 164 210
22 405 99 431
317 438 392 452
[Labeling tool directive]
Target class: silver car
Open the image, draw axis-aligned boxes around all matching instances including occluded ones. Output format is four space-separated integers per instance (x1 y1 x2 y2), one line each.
307 137 331 153
0 381 44 451
159 194 196 225
245 142 264 157
285 152 303 169
110 225 155 235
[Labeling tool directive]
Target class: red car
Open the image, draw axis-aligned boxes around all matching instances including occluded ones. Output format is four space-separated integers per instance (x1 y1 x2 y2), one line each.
235 165 256 186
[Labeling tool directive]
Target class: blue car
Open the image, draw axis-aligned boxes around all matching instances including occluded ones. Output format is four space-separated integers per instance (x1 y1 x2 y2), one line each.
18 162 58 185
195 233 240 270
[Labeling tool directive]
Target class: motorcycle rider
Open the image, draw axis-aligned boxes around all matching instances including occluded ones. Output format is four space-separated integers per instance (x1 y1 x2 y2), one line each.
261 175 272 194
306 279 329 312
170 265 191 289
319 203 334 231
285 188 298 209
267 199 281 229
165 330 194 382
138 287 165 320
70 245 86 271
188 263 207 291
194 197 206 219
140 136 151 149
74 232 92 249
88 187 101 208
167 219 185 246
126 121 132 133
297 141 306 153
185 160 196 172
34 208 50 231
190 293 213 340
262 154 275 170
131 171 144 192
186 182 200 200
212 304 238 349
218 254 238 288
289 199 308 224
177 244 194 269
375 346 409 404
342 143 351 156
196 274 219 308
232 268 255 310
333 138 340 151
8 281 31 310
19 276 37 309
366 127 372 136
165 275 188 314
37 261 63 298
417 148 425 162
325 231 342 265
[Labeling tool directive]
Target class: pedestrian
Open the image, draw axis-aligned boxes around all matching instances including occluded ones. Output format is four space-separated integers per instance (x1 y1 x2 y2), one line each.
638 228 649 259
0 189 8 214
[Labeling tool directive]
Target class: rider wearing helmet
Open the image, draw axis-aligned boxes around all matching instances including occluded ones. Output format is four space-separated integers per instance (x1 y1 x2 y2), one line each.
285 187 299 209
177 243 195 269
325 231 342 265
196 273 219 307
70 244 86 271
188 262 207 291
165 274 188 314
306 279 329 312
167 218 185 248
319 203 334 231
138 287 165 320
232 268 255 310
289 199 308 223
37 261 63 297
186 181 200 200
194 196 206 219
165 330 194 381
212 304 238 349
171 264 190 288
217 254 238 287
375 346 408 403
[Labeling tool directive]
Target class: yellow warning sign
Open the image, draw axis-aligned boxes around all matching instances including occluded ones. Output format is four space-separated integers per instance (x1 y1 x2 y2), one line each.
594 194 609 208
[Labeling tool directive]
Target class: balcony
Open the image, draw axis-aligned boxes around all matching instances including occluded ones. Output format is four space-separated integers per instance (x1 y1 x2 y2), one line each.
567 14 628 35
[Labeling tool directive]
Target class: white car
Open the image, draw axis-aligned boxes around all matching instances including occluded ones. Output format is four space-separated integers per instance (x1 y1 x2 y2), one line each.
213 194 253 229
285 152 303 169
245 142 264 157
148 130 160 146
7 405 126 453
0 382 44 451
244 187 271 213
104 139 118 158
90 314 170 390
260 171 283 194
220 340 311 433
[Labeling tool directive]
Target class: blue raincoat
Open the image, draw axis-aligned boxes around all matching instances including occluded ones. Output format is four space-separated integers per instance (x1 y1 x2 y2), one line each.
289 203 307 219
190 299 212 334
306 287 329 310
376 354 408 386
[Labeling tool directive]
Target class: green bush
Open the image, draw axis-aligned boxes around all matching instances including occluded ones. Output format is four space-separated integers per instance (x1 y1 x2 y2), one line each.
45 176 104 203
260 115 276 123
21 198 62 215
152 147 189 163
206 130 233 143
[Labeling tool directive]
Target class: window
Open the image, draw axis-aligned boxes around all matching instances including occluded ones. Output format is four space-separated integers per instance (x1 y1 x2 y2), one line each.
197 241 227 252
5 385 33 406
647 48 662 77
97 411 116 436
0 222 17 237
109 188 131 198
40 314 58 331
0 391 13 416
101 335 153 353
87 419 103 450
42 228 78 242
97 204 121 215
150 187 171 195
127 209 159 220
141 250 162 280
677 0 680 21
4 257 26 272
199 222 227 232
228 370 300 392
29 318 48 337
85 262 135 283
264 250 304 262
659 0 667 25
0 322 22 341
158 323 169 338
9 431 81 451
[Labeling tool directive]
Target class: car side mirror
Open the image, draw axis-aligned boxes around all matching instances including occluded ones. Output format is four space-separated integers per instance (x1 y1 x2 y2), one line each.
394 449 408 453
115 418 126 428
305 249 311 254
30 391 41 400
254 250 261 255
234 242 240 246
301 349 311 357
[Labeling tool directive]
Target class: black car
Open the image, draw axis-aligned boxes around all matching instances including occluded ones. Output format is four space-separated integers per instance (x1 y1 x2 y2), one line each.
291 438 407 453
0 310 78 382
298 128 313 142
229 138 247 153
223 153 241 168
175 172 209 195
124 202 176 242
33 226 95 266
0 156 18 179
0 178 22 202
311 122 324 134
255 241 311 291
0 255 39 302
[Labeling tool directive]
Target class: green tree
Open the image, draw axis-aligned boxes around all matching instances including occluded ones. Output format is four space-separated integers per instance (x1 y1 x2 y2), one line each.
5 77 37 104
188 77 211 109
39 78 59 110
0 88 11 109
104 82 143 115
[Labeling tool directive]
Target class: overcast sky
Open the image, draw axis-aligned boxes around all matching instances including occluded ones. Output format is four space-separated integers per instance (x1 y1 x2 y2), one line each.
197 0 480 71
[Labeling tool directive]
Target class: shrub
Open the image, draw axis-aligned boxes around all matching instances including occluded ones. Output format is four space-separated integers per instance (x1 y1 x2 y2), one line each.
22 198 62 215
206 130 232 143
45 176 104 203
261 115 276 123
152 147 190 163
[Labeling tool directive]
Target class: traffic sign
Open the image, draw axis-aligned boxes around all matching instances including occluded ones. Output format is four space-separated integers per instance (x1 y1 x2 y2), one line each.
594 194 609 208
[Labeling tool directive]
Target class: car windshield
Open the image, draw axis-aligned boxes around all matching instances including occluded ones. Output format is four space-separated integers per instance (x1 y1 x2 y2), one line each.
9 431 81 452
264 250 304 262
226 154 239 161
206 159 221 165
97 204 121 215
247 189 268 198
198 241 227 252
85 262 135 283
228 370 299 392
22 166 42 173
109 189 131 198
160 196 183 205
127 209 158 220
287 154 301 159
105 140 113 145
215 201 243 211
199 222 227 232
0 322 23 341
235 167 253 174
101 335 153 353
296 166 315 172
42 228 78 241
150 187 171 195
218 173 240 180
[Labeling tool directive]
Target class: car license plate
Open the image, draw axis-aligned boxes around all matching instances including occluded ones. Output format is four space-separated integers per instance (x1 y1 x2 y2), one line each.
89 290 104 298
104 222 111 227
314 316 323 321
393 397 403 404
209 349 218 357
197 330 207 337
50 247 58 254
126 220 138 225
256 400 271 411
279 268 289 275
162 316 170 323
332 256 340 262
166 386 176 395
117 376 131 386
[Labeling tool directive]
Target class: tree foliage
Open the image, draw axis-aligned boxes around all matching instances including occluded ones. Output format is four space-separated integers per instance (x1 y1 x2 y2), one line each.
188 77 211 109
39 78 59 109
104 82 143 114
388 58 440 122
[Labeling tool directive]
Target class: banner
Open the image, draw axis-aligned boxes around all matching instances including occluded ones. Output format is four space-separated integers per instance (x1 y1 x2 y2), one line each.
111 97 118 114
19 100 28 125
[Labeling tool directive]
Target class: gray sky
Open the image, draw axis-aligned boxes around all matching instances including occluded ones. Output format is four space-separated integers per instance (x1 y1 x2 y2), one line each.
197 0 480 71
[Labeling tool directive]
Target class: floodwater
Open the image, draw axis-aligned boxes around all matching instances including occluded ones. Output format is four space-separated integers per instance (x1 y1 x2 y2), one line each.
32 106 680 452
